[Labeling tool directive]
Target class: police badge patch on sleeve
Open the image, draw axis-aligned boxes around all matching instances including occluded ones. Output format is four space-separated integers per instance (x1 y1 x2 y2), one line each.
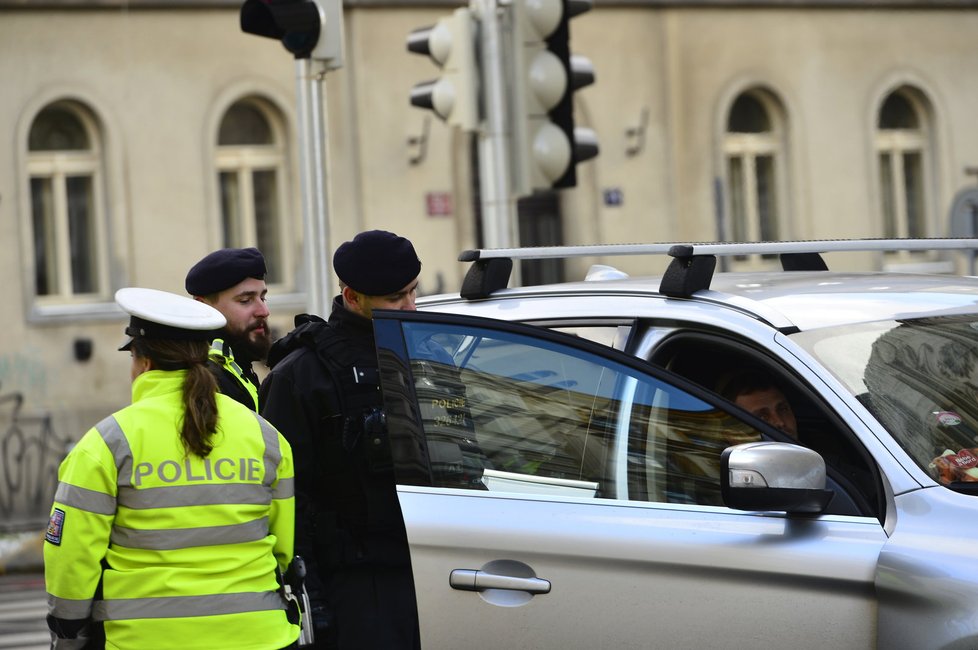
46 508 65 546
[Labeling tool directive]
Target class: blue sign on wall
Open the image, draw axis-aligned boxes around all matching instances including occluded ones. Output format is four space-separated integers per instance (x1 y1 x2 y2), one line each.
603 188 623 207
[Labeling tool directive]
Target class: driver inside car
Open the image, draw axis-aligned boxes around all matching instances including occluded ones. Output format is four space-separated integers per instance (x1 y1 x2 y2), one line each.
717 368 799 440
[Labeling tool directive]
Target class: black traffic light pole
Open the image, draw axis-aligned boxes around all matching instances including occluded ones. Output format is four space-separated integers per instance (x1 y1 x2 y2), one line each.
241 0 342 316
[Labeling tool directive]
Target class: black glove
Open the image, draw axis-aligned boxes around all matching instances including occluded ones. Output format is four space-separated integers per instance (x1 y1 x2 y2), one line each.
47 615 102 650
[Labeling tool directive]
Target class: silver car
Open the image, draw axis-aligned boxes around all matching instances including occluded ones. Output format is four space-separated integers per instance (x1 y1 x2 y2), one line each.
368 239 978 649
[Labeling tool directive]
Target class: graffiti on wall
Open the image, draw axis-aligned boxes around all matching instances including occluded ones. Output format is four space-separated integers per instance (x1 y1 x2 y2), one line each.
0 381 70 532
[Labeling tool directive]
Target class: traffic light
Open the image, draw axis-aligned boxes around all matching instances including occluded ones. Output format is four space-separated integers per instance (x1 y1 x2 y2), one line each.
240 0 344 67
509 0 597 193
406 8 480 131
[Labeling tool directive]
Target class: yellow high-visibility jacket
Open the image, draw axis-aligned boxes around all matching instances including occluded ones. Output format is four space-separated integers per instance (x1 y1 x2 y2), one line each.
44 369 299 650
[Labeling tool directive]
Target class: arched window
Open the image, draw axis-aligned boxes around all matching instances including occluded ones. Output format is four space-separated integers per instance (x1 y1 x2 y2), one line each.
215 97 290 286
27 101 108 300
722 89 788 252
876 88 932 241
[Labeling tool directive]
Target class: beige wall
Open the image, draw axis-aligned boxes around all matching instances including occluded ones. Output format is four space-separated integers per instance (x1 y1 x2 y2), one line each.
3 1 978 459
569 6 978 277
2 10 301 443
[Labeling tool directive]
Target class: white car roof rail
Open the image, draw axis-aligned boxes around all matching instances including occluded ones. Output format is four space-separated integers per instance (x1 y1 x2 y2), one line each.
458 238 978 300
459 238 978 261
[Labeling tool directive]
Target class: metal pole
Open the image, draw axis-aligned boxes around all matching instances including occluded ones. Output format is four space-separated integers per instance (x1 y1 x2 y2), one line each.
295 57 332 316
476 0 517 251
712 176 728 272
970 201 977 275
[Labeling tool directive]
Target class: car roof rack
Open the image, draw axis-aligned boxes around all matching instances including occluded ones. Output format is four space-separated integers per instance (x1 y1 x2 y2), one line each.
458 238 978 300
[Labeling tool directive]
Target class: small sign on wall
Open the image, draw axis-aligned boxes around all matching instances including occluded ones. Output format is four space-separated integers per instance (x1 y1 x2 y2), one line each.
603 188 624 207
426 191 453 217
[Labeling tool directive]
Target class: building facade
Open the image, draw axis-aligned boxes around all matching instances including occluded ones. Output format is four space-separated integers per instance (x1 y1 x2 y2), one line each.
2 0 978 527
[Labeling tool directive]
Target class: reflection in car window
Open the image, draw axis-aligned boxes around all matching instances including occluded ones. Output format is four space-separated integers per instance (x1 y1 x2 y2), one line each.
793 315 978 487
549 325 629 350
401 322 763 505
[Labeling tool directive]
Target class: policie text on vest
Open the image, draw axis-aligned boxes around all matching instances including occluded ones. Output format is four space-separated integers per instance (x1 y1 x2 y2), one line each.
134 457 264 486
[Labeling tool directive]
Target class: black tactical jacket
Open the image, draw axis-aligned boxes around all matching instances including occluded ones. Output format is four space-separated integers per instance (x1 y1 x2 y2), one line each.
259 297 412 588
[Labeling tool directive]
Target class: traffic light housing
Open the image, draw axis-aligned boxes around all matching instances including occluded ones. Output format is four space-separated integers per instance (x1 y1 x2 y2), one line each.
509 0 597 193
406 8 480 131
241 0 344 67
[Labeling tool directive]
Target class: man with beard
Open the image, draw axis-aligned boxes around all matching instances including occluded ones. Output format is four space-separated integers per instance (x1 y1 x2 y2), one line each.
185 247 272 411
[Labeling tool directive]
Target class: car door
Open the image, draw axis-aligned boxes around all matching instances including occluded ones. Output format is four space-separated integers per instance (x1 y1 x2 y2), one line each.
372 310 887 649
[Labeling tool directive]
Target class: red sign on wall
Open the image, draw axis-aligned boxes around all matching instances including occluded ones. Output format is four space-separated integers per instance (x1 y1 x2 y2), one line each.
426 192 453 217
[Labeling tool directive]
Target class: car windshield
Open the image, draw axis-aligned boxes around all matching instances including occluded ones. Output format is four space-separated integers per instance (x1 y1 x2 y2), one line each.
792 314 978 488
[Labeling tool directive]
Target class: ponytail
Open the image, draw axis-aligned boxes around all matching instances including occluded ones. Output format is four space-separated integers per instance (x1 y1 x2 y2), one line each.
181 355 219 457
130 338 219 457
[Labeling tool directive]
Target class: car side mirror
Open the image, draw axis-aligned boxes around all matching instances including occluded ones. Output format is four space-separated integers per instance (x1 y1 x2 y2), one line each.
721 442 834 514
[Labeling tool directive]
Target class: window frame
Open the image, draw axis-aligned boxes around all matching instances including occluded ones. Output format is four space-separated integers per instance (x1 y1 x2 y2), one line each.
721 89 790 268
875 87 935 256
214 96 293 291
20 99 117 319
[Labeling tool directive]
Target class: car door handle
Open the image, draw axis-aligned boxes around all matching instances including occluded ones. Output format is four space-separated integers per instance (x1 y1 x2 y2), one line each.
449 569 551 594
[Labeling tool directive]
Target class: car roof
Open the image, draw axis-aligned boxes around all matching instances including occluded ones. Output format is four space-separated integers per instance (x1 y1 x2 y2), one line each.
422 239 978 332
691 271 978 330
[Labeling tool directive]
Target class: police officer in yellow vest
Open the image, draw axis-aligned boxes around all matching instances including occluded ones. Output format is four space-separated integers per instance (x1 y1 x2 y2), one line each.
44 288 300 650
186 247 272 411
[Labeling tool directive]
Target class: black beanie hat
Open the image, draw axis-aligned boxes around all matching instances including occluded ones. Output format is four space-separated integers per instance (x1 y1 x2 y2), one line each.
185 247 267 296
333 230 421 295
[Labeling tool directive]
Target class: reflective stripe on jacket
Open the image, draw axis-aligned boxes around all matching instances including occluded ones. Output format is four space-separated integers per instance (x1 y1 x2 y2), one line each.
209 338 260 411
44 369 298 650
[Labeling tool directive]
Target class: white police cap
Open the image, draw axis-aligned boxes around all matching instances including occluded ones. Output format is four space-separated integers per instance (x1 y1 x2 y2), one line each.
116 287 226 351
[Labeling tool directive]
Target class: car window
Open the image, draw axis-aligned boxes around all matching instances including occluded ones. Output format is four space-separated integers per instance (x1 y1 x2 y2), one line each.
397 320 764 506
649 330 881 516
548 325 629 349
794 314 978 489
